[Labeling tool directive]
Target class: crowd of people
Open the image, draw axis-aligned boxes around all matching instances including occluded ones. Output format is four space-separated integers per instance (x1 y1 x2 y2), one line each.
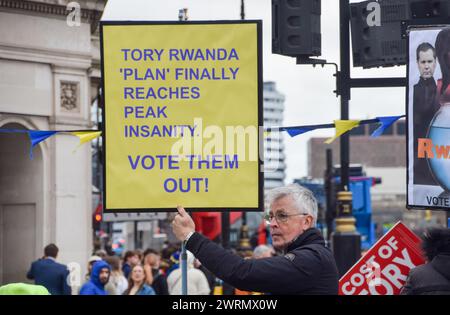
21 240 271 295
1 184 448 295
77 242 222 295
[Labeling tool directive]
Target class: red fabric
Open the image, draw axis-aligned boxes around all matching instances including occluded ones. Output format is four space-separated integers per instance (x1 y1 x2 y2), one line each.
257 221 267 245
436 79 450 105
192 212 242 240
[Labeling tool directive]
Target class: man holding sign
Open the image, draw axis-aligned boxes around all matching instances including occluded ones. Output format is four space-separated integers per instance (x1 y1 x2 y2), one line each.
171 184 339 295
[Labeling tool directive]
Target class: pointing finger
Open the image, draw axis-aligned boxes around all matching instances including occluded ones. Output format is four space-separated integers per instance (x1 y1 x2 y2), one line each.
177 205 188 217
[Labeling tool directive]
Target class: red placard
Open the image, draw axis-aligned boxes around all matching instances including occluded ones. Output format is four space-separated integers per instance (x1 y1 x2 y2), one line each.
339 222 425 295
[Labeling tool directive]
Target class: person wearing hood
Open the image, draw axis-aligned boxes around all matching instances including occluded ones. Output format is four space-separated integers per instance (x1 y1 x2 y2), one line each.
401 227 450 295
171 184 339 295
84 255 102 282
79 260 111 295
167 250 210 295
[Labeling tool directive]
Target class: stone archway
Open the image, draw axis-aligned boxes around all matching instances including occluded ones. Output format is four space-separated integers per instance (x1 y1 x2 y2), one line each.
0 123 43 284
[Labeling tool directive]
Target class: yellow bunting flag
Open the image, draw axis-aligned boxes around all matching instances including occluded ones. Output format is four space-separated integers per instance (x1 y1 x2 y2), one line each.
71 131 102 152
324 120 360 144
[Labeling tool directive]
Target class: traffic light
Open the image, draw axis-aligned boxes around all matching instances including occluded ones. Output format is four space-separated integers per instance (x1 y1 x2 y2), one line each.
350 0 450 69
93 204 102 232
272 0 321 57
350 0 409 68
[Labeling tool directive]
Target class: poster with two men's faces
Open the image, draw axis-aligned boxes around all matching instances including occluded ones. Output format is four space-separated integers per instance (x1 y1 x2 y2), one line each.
407 25 450 209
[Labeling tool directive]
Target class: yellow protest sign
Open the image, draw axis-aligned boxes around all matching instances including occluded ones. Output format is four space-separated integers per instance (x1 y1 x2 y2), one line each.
100 21 262 212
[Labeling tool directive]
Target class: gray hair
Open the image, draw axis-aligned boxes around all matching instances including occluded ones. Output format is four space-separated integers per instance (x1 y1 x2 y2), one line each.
265 184 318 226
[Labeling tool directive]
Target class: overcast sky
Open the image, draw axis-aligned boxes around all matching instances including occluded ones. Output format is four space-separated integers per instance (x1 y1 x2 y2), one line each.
102 0 406 183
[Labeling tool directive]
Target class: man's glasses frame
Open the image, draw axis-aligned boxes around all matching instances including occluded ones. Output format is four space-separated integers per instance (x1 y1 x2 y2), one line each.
264 212 310 225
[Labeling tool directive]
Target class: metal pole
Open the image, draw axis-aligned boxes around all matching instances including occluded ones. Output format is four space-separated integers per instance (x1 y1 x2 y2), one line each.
178 5 189 295
97 88 107 238
181 241 188 295
331 0 361 277
133 221 138 250
238 0 252 255
325 148 334 241
339 0 350 191
178 8 188 21
242 213 247 230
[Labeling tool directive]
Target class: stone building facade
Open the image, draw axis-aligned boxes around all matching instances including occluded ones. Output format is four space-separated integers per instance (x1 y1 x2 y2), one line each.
0 0 105 291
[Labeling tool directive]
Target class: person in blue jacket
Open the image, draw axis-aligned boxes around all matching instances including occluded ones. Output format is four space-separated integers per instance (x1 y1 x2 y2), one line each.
79 260 111 295
26 243 71 295
123 264 156 295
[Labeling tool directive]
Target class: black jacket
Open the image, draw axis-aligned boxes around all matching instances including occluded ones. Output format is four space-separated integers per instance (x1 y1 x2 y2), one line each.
151 269 169 295
401 254 450 295
186 228 339 295
413 77 439 185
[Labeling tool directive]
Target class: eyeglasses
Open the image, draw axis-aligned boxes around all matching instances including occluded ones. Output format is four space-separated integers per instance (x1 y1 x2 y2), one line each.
264 212 309 225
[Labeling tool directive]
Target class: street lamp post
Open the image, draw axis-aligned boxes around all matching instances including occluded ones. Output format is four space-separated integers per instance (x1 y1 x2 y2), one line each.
329 0 361 277
285 0 408 276
328 1 405 276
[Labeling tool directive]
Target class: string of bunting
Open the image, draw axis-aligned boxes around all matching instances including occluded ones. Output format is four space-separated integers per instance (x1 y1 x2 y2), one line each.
265 115 405 143
0 129 101 159
0 114 404 159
